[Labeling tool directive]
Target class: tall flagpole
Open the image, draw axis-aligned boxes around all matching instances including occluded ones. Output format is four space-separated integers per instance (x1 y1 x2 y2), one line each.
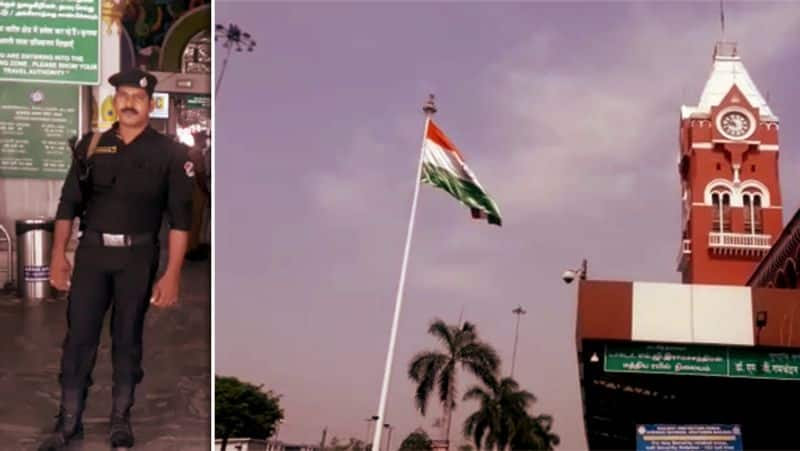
372 95 437 451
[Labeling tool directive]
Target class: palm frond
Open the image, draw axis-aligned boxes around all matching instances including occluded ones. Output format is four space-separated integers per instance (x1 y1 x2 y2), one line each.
507 390 536 411
533 414 553 431
474 415 490 450
408 351 447 382
462 353 501 390
410 352 447 415
437 360 457 409
462 385 490 403
428 319 455 352
461 342 500 371
463 411 480 437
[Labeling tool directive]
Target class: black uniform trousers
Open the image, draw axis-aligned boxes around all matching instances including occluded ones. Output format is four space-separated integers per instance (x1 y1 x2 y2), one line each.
58 238 160 390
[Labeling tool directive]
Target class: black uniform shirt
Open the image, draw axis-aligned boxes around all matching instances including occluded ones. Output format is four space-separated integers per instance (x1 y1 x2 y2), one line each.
55 123 195 234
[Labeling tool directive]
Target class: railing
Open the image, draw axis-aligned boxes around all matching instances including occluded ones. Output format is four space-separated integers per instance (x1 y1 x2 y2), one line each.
708 232 771 255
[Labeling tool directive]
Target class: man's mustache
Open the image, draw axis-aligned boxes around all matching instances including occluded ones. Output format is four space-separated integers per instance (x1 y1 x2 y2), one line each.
121 108 138 114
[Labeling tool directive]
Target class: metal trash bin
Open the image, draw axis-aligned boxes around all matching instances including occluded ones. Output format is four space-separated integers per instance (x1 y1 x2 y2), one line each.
16 218 54 301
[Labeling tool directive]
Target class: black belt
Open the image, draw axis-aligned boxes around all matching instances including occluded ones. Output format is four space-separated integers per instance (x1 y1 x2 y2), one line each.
80 230 156 247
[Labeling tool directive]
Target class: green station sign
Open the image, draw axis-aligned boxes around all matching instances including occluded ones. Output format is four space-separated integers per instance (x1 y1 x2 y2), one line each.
0 0 101 84
185 95 210 110
0 82 79 179
605 343 800 381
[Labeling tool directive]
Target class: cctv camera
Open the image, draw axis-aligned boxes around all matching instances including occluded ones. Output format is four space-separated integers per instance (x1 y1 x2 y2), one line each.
562 270 576 284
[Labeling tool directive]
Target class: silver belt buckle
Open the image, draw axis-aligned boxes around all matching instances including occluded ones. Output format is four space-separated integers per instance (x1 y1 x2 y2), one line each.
102 233 129 247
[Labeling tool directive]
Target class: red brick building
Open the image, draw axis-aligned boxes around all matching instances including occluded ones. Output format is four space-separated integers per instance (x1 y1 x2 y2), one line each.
576 41 800 449
677 42 782 285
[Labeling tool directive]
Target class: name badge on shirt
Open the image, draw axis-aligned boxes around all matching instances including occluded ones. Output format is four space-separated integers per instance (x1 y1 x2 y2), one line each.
94 146 118 154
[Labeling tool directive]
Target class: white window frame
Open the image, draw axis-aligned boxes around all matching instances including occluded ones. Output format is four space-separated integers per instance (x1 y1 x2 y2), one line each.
742 191 763 235
711 190 732 233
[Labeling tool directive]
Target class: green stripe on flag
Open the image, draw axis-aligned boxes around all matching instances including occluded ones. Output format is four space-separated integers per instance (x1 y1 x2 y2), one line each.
421 162 502 226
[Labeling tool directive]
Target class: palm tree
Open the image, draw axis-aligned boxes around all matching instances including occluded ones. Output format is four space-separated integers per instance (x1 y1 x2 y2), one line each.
510 414 560 450
408 319 500 447
462 377 535 451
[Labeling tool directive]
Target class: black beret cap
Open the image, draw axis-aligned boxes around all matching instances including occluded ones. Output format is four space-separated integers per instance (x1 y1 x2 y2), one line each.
108 68 158 96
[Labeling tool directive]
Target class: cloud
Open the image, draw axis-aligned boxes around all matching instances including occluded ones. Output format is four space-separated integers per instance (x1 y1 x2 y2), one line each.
476 2 800 220
303 1 800 313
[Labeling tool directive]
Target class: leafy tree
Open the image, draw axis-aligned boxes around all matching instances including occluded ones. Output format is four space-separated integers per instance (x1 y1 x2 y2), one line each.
399 428 433 451
215 375 284 451
408 319 500 446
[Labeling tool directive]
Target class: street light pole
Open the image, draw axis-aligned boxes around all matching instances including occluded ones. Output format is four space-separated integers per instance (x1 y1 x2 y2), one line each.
511 305 527 378
383 424 394 451
365 416 378 450
216 44 232 94
214 23 256 95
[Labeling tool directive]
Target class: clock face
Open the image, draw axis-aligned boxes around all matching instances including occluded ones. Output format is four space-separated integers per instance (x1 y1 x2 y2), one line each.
720 111 752 139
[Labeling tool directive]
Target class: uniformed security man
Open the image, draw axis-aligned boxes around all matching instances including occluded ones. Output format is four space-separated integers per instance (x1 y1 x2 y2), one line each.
38 68 195 450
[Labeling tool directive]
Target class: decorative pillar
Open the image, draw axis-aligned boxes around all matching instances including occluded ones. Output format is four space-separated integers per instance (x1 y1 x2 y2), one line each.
92 0 125 131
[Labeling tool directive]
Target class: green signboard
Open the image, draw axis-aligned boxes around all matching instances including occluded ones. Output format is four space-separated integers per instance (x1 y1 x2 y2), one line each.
605 344 728 377
0 82 79 179
605 343 800 381
728 348 800 381
0 0 101 84
185 95 210 110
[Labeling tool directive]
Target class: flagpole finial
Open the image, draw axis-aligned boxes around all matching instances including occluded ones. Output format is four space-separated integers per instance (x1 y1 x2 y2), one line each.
423 94 437 115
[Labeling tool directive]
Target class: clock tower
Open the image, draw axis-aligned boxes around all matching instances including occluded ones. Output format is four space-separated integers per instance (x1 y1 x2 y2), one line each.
677 42 782 285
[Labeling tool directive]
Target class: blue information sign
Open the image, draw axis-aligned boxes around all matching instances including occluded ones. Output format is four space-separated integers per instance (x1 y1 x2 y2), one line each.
636 424 742 451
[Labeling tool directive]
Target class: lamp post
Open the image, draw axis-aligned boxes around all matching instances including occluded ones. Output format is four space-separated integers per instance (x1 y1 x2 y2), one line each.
214 23 256 95
365 415 379 450
383 424 394 451
274 419 285 443
511 305 527 378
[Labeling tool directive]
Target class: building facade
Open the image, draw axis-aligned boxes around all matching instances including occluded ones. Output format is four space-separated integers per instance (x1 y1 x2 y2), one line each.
677 42 782 285
576 41 800 450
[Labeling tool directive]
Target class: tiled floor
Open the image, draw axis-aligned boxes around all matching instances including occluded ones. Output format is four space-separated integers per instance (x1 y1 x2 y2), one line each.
0 258 211 450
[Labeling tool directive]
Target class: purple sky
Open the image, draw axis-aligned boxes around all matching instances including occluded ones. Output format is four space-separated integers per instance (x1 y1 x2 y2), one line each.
213 2 800 449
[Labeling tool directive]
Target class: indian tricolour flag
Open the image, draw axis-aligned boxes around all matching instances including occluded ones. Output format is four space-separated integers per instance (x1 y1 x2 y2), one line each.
420 119 502 226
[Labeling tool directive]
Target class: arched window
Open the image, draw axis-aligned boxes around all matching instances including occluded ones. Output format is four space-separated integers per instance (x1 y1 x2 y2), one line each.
776 271 788 289
743 191 763 234
181 30 211 74
786 260 798 289
712 191 732 232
